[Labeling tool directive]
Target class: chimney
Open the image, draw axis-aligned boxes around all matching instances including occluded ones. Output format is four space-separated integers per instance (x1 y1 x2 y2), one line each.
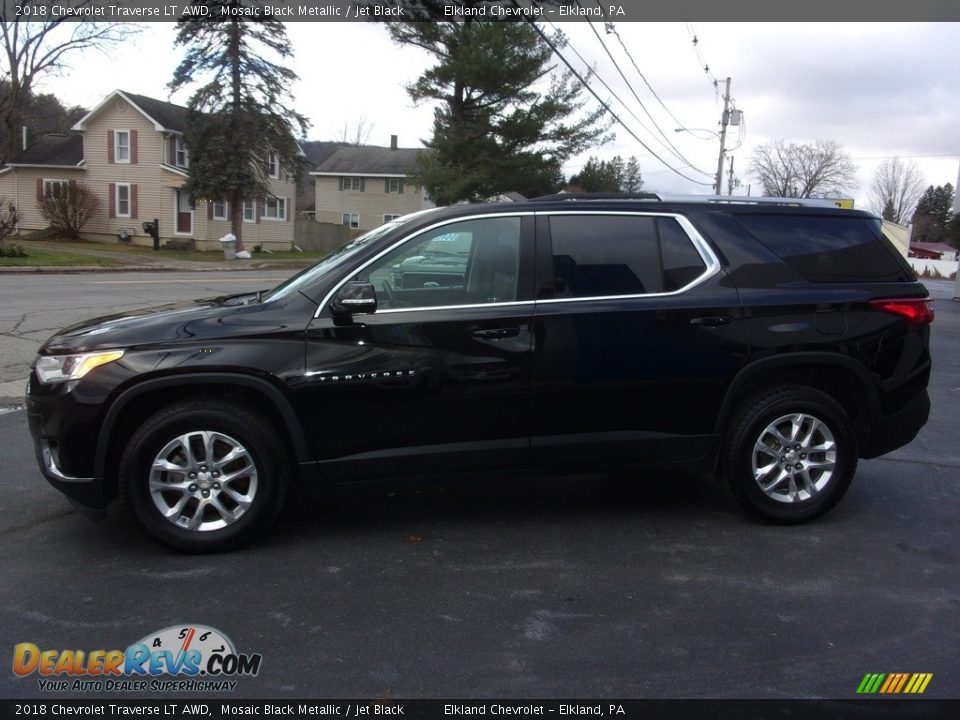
390 135 397 151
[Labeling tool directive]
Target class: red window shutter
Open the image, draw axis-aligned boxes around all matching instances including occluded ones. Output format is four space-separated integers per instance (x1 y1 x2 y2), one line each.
130 130 138 164
169 137 177 165
108 183 116 217
130 184 138 218
107 131 114 164
36 178 43 202
286 198 290 221
207 201 213 220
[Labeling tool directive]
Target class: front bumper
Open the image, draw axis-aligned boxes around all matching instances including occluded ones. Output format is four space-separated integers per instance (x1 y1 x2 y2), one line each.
26 374 111 510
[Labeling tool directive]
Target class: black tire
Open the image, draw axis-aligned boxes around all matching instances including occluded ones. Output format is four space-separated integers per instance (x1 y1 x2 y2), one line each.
119 400 289 552
722 385 857 523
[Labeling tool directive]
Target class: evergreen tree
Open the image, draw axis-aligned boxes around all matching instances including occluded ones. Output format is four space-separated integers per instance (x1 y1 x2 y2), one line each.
911 184 955 245
570 155 643 193
168 1 308 248
388 21 610 204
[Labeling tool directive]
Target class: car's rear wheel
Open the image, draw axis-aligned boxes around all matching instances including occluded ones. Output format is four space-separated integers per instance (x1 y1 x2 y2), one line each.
120 401 288 552
723 386 857 523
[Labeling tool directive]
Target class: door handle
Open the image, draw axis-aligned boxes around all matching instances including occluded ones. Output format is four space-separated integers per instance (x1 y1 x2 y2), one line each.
472 327 520 340
690 316 733 327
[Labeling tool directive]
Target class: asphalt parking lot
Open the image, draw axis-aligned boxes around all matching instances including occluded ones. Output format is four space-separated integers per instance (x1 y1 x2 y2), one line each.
0 277 957 700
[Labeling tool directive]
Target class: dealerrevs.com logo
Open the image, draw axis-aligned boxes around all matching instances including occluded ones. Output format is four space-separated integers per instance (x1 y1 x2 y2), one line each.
12 624 261 693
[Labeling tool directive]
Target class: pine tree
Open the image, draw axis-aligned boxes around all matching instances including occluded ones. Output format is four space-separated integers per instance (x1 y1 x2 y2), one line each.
570 155 643 193
911 184 955 244
168 1 308 248
389 21 610 204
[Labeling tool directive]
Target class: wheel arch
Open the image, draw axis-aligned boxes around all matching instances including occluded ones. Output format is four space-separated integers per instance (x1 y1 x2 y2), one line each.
716 354 880 450
95 373 311 492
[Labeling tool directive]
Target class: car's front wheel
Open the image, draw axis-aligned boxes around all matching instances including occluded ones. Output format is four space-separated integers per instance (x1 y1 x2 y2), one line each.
119 400 289 552
723 385 857 523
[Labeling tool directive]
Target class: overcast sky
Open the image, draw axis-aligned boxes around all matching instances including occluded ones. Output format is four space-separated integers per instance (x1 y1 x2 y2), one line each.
41 21 960 210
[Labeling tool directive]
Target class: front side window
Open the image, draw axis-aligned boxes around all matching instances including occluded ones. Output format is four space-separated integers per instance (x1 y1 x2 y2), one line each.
116 183 131 217
385 178 403 193
355 216 521 310
343 212 360 228
383 214 401 223
212 200 228 220
115 130 130 163
243 200 256 222
340 177 364 192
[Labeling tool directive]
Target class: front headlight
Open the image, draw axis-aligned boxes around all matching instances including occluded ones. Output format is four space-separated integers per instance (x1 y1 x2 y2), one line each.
35 350 125 385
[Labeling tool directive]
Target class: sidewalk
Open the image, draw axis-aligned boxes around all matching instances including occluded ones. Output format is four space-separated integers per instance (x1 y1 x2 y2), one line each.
0 240 312 273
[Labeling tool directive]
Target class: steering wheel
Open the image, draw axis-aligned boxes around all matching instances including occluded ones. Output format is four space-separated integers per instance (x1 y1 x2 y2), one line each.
380 280 398 308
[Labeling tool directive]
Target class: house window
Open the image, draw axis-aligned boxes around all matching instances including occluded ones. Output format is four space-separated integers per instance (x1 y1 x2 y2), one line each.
212 200 228 220
267 151 279 179
385 178 403 194
262 197 286 221
340 177 364 191
175 137 189 168
43 179 68 199
116 183 131 217
383 214 401 223
243 200 256 222
342 212 360 229
115 130 130 163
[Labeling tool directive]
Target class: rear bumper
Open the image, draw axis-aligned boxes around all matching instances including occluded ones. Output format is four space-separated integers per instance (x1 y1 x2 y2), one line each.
863 389 930 459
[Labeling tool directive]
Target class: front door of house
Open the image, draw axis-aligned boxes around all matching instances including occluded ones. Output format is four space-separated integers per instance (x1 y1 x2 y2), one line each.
176 190 193 234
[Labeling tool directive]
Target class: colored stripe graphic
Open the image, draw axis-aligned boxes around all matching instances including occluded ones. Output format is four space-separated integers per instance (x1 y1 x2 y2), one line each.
857 673 932 694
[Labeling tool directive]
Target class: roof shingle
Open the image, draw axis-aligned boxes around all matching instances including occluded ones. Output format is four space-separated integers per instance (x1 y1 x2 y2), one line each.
11 134 84 167
313 145 420 176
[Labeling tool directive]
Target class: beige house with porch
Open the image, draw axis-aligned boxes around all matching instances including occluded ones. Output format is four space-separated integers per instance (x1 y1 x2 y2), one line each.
0 89 296 251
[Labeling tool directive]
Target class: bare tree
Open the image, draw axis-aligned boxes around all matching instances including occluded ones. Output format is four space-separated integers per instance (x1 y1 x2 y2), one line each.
39 181 99 238
867 157 925 225
336 116 374 146
750 139 859 198
0 5 134 161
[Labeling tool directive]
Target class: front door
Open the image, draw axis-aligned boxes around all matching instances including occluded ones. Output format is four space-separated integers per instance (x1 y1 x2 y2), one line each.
302 214 536 481
176 190 193 234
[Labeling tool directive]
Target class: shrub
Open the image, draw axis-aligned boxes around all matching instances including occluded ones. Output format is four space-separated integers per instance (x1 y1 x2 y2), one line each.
0 243 27 258
39 182 99 238
0 200 17 243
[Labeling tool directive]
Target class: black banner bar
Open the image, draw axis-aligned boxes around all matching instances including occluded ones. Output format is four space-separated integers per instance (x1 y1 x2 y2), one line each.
1 700 958 720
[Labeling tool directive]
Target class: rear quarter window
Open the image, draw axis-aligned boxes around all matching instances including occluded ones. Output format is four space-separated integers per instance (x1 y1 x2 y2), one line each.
733 214 913 282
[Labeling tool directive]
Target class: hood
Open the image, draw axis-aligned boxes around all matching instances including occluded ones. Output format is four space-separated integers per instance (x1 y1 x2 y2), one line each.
40 293 264 354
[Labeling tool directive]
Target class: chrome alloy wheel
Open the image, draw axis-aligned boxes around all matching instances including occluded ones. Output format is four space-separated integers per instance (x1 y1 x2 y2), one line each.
751 413 837 504
148 431 259 531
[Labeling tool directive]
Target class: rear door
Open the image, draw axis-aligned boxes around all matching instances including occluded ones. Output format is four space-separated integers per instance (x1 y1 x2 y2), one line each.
530 211 748 469
302 213 536 481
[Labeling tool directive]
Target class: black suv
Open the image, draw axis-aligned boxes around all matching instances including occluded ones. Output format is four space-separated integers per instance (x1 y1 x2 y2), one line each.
27 195 933 552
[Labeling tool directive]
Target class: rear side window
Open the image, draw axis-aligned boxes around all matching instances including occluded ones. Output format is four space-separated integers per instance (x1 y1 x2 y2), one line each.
733 215 911 282
548 215 707 298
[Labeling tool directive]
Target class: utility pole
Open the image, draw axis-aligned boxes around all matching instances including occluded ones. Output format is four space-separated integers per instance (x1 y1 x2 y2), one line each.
715 77 731 196
727 155 735 195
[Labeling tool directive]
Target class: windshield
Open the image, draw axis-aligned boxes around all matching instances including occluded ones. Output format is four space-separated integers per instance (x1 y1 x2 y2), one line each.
264 212 433 303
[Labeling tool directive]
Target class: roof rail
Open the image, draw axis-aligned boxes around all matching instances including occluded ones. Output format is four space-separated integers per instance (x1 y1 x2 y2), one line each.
655 194 839 208
527 192 662 202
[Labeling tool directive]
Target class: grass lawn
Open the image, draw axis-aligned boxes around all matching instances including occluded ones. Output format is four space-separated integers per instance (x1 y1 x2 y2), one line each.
76 242 328 264
0 249 123 267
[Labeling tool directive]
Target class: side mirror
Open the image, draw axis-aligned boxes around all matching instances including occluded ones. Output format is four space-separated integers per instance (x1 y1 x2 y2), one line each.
330 281 377 316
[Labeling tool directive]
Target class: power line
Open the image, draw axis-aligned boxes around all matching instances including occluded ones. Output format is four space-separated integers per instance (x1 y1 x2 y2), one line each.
683 20 720 95
548 19 710 177
577 5 712 177
594 1 700 137
526 19 713 188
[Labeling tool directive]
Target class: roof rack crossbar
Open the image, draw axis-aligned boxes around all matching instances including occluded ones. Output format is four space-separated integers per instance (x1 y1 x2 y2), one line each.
528 192 662 202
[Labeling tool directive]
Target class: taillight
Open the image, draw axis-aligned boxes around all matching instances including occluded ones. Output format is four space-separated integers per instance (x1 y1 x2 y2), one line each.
870 298 935 327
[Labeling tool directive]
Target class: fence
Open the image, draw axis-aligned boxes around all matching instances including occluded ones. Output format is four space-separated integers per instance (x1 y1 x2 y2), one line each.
294 217 357 254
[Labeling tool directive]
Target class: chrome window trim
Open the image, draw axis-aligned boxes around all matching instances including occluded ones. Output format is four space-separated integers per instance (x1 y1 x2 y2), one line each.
315 212 535 318
314 210 721 318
